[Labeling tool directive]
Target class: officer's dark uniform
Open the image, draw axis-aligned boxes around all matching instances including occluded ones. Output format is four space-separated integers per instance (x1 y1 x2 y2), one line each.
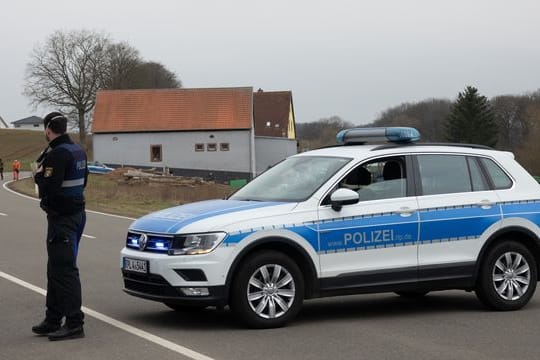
34 133 88 332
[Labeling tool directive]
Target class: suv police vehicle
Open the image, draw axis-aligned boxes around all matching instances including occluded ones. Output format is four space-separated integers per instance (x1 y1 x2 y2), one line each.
121 127 540 328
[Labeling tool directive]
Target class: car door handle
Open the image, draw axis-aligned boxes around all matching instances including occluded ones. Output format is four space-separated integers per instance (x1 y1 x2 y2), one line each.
477 200 495 209
397 207 416 217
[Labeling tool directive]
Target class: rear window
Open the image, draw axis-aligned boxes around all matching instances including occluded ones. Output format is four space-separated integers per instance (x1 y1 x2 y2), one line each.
480 158 513 189
417 155 472 195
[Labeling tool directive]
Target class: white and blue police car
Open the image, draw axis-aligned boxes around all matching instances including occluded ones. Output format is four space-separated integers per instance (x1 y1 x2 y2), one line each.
121 127 540 328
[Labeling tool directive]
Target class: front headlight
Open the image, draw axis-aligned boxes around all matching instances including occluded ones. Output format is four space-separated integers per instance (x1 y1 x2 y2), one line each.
169 232 227 255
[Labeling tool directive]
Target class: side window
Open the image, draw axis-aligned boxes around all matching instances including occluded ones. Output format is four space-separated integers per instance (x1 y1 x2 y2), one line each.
150 145 162 162
480 158 513 189
338 156 407 201
467 157 489 191
417 155 471 195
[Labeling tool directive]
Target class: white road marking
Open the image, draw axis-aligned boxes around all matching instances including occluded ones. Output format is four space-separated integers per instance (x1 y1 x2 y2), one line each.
82 234 96 239
0 270 215 360
2 179 39 201
2 178 136 220
2 180 213 359
0 212 7 216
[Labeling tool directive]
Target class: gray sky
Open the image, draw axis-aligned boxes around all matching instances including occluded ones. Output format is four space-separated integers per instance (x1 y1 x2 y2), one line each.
1 0 539 125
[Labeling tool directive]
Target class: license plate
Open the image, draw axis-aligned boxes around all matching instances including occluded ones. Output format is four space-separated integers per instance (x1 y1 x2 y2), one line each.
123 257 148 274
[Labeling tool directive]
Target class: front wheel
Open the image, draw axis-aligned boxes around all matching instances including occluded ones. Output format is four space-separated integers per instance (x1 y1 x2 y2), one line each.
230 251 304 328
476 241 537 311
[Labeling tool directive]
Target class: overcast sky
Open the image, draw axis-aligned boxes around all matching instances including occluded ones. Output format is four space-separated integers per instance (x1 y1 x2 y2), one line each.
1 0 539 125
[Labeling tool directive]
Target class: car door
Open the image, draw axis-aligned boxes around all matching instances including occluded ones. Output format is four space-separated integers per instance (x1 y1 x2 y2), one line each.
317 155 420 290
415 154 502 281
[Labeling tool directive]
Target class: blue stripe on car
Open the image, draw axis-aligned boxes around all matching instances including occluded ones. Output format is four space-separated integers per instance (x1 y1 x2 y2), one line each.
130 200 285 234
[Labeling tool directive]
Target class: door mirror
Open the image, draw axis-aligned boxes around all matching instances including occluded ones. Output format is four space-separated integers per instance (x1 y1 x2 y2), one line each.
330 188 359 211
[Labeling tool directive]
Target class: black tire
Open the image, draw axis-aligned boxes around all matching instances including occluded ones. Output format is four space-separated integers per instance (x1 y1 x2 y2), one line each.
164 303 207 312
476 241 537 311
230 250 304 329
395 291 429 298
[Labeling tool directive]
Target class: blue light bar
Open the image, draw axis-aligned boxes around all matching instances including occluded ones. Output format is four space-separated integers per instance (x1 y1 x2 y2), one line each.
336 127 420 145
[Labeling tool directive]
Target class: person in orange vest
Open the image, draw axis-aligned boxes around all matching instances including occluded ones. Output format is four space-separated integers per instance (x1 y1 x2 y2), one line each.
12 159 21 180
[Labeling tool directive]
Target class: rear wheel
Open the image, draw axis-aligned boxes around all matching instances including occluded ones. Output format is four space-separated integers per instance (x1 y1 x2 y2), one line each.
476 241 537 310
230 250 304 328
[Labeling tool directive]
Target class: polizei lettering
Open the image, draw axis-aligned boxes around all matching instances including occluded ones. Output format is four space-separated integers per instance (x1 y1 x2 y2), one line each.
344 229 395 245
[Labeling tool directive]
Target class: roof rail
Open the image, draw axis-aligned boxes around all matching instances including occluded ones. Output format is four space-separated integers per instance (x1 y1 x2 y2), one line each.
371 142 494 151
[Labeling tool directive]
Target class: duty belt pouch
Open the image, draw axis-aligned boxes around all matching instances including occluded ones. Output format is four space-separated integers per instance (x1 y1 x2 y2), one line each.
47 215 76 244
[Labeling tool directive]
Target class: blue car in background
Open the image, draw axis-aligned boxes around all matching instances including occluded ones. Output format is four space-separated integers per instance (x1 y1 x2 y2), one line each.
87 161 114 174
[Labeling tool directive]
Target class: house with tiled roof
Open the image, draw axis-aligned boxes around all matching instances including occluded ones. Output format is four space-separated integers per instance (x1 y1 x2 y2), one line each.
11 116 43 130
91 87 297 181
253 89 296 138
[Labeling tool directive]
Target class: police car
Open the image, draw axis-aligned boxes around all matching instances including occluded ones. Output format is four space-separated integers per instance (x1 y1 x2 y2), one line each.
121 127 540 328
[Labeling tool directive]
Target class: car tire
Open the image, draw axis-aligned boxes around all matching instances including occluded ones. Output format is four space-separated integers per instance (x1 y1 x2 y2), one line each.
395 291 429 298
476 240 537 311
230 250 304 328
164 303 207 312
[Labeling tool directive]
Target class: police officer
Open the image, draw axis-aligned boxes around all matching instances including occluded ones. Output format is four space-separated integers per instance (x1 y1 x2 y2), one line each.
32 112 88 341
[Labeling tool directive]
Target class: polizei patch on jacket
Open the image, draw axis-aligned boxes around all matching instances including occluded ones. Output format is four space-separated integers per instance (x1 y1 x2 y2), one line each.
44 167 53 177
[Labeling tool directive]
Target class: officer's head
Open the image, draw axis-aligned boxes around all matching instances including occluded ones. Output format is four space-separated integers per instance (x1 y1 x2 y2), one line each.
43 112 67 142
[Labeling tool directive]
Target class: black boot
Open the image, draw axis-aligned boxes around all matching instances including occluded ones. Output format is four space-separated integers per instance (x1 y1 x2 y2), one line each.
32 320 61 335
48 324 85 341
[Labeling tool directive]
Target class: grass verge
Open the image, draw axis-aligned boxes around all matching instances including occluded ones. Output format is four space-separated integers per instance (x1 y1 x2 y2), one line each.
9 173 233 218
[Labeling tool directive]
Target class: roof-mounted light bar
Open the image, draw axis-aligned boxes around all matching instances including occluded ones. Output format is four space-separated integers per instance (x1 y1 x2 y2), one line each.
336 127 421 145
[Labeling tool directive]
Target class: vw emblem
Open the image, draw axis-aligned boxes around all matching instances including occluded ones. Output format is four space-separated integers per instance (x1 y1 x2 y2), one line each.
139 234 148 251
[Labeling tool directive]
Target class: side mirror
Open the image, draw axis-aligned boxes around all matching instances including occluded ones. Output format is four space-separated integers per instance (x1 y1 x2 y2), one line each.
330 188 359 211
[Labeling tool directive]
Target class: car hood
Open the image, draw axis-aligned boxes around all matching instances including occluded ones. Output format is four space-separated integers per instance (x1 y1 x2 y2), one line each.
129 199 293 234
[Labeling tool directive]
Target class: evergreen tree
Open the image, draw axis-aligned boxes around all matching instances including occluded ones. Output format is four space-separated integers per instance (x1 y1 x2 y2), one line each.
445 86 498 146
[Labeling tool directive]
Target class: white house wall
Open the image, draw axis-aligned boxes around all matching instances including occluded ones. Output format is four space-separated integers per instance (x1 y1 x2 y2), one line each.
93 131 252 174
13 124 42 131
254 136 298 174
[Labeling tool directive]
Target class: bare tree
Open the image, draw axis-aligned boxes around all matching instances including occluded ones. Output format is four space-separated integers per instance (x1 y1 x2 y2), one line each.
491 95 530 150
296 116 355 150
127 61 182 89
24 30 110 149
102 42 141 89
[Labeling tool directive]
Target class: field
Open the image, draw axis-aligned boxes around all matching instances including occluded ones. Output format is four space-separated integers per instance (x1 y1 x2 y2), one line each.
1 129 233 217
0 128 93 171
9 171 233 218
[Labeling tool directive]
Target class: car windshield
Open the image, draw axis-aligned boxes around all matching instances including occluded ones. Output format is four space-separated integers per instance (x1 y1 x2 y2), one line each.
230 156 351 202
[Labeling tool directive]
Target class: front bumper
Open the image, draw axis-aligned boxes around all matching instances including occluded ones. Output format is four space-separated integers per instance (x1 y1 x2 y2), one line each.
120 246 234 306
122 270 227 306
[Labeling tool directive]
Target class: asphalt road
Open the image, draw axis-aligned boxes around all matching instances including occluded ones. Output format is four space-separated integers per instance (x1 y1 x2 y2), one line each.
1 175 540 360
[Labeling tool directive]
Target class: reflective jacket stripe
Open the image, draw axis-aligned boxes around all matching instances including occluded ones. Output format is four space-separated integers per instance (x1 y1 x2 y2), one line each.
62 178 85 188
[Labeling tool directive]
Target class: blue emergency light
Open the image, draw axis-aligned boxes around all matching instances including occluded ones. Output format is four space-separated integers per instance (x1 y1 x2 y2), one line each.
336 127 421 145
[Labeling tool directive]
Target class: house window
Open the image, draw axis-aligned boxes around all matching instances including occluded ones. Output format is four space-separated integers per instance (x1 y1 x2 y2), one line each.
207 143 217 152
220 143 230 151
195 143 204 152
33 124 40 128
266 121 271 127
150 145 162 162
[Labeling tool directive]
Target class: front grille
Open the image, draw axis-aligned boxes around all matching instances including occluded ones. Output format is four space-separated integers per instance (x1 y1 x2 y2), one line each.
126 231 172 253
123 271 180 297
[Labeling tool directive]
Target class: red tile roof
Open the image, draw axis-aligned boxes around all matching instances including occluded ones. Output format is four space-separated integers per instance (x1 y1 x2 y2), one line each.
253 90 294 137
92 87 253 133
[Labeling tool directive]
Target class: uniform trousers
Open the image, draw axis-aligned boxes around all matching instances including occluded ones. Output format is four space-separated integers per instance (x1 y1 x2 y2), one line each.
45 210 86 327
